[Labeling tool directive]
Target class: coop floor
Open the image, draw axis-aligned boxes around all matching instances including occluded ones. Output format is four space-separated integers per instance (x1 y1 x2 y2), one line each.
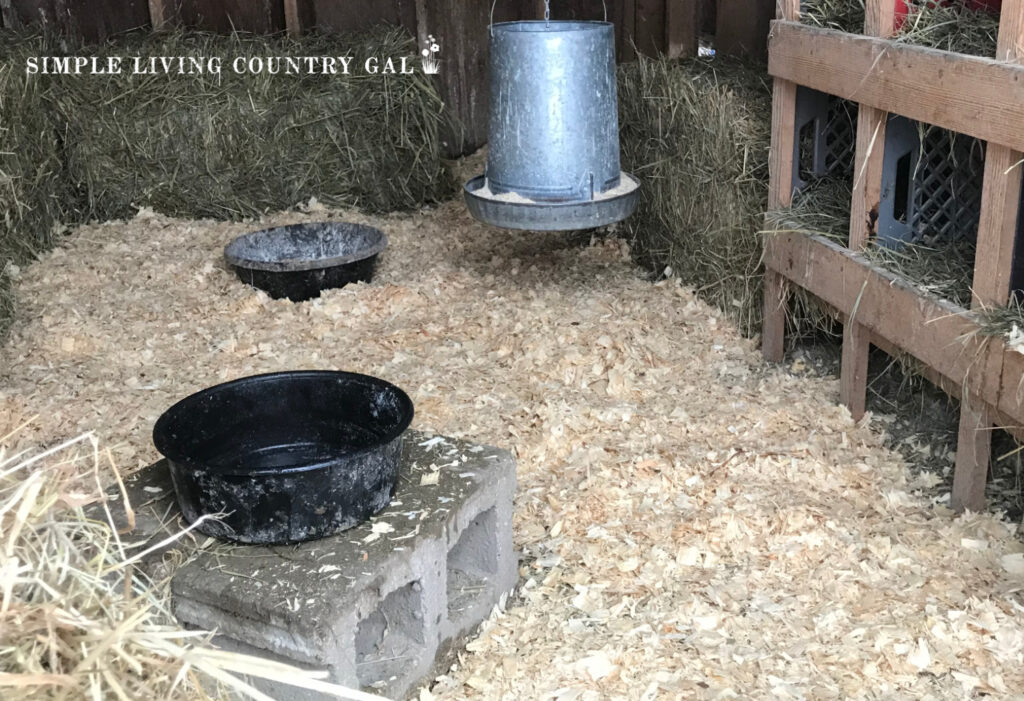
2 199 1024 698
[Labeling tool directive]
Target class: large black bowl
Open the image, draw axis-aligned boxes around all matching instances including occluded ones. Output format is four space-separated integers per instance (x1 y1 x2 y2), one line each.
224 222 387 301
153 371 414 544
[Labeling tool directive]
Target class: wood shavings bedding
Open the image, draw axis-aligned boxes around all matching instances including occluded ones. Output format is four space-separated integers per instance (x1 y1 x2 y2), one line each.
2 200 1024 699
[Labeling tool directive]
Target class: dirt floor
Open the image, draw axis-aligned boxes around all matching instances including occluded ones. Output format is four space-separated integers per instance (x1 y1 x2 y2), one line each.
3 199 1024 699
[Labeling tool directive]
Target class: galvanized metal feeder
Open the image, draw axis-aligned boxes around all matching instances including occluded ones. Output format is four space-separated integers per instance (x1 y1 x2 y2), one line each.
464 3 639 231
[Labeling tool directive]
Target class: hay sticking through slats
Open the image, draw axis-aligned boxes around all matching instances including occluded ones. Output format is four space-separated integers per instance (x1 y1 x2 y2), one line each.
618 55 771 336
801 0 866 33
50 29 452 222
0 429 386 700
898 2 1000 56
977 298 1024 351
765 177 977 308
801 0 1001 56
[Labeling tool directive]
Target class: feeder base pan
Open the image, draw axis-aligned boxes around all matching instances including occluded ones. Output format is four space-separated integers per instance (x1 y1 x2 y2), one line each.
463 172 640 231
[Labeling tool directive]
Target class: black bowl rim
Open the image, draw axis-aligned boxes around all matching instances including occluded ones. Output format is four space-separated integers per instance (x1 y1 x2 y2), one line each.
152 370 414 477
223 222 388 273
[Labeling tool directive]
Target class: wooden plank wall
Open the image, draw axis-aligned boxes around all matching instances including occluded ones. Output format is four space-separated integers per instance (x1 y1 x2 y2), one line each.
2 0 772 155
2 0 768 57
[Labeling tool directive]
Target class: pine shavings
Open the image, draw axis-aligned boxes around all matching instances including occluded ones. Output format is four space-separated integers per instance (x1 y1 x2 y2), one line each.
0 199 1023 698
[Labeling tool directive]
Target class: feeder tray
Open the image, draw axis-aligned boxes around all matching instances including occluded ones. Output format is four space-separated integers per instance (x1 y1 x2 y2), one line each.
464 173 640 231
465 19 640 231
152 370 414 545
224 222 387 301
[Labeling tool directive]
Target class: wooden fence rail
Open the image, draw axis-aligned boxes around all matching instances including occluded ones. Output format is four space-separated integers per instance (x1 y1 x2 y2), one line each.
763 1 1024 512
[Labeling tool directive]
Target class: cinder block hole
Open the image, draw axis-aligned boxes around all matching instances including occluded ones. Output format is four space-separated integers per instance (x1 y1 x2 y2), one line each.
355 580 424 686
446 507 497 617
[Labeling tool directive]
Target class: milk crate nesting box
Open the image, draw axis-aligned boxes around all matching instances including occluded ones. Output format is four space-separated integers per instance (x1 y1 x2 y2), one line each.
763 0 1024 513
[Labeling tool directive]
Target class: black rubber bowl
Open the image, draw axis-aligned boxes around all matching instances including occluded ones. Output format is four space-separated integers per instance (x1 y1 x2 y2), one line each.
153 371 414 545
224 222 388 301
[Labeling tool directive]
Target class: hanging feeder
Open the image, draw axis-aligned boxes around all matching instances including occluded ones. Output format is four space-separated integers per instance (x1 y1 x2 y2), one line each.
464 5 639 231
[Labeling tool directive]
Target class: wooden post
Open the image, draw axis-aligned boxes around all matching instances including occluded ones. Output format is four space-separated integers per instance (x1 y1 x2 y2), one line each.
284 0 301 36
666 0 699 58
0 0 19 30
839 0 896 419
717 0 774 59
621 0 637 61
148 0 169 30
952 0 1024 512
762 0 801 363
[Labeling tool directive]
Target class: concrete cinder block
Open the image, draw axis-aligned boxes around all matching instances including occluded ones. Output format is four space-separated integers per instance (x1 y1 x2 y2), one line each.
112 431 517 700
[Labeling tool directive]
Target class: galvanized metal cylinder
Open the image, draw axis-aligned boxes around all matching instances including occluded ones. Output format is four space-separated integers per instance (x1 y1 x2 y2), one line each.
486 21 621 203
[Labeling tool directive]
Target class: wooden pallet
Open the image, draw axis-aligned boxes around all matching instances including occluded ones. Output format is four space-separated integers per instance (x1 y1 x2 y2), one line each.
763 0 1024 511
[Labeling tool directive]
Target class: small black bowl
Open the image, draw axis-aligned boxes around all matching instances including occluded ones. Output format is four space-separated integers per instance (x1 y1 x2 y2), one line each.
224 222 387 301
153 370 414 545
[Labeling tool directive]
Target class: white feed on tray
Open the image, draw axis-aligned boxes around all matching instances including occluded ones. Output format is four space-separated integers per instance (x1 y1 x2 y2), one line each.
2 198 1023 698
474 175 637 203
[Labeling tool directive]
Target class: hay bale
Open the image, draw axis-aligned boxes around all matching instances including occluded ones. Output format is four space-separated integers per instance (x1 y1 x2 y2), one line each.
618 55 772 336
764 177 975 308
49 28 453 221
0 33 81 335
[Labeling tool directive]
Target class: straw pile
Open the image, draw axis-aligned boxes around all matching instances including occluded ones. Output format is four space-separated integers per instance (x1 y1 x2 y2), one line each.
618 55 772 336
764 178 975 308
49 29 452 222
0 429 384 700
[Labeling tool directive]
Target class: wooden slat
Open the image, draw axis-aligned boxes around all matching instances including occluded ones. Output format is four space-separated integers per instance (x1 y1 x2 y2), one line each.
412 0 492 157
148 0 168 29
762 74 796 360
665 0 698 58
283 0 300 36
176 0 284 33
764 232 1019 423
952 0 1024 512
311 0 415 34
839 0 895 420
0 0 18 29
768 21 1024 153
716 0 773 60
999 350 1024 425
620 0 637 61
761 0 800 363
635 0 665 56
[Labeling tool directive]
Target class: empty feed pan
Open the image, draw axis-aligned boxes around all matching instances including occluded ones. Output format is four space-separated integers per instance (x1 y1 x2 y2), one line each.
224 222 387 301
153 370 414 545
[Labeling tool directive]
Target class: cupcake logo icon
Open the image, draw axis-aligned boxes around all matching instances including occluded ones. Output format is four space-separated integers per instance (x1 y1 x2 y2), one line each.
421 35 441 74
